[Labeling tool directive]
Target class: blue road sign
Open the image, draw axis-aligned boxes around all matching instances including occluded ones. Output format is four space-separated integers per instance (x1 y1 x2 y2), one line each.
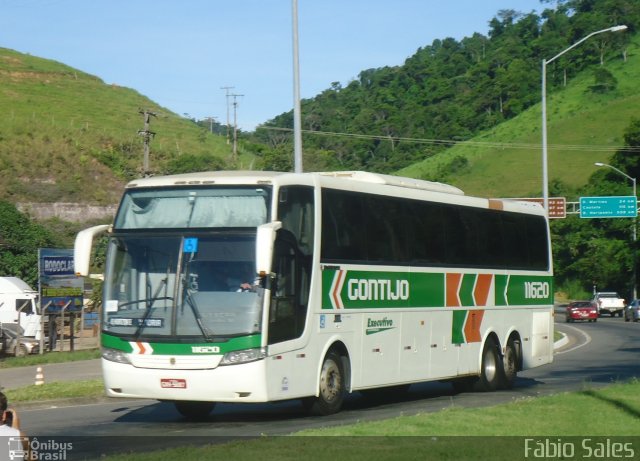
580 196 638 218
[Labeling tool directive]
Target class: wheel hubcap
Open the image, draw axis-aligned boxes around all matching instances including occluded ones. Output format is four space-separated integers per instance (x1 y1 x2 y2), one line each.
319 359 341 402
484 349 497 382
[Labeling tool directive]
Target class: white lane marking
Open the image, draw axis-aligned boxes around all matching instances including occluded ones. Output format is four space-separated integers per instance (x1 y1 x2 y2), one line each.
554 323 592 355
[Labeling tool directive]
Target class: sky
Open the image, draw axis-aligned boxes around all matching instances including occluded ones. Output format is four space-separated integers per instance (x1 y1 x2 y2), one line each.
0 0 544 131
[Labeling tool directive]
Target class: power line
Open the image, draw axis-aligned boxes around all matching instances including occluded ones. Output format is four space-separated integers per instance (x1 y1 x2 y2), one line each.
257 126 640 153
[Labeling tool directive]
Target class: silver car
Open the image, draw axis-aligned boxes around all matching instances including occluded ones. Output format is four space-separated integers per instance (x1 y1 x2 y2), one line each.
624 300 640 323
1 323 40 356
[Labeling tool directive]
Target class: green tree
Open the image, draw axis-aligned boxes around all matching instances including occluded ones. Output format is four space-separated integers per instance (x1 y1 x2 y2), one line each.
164 153 224 174
552 118 640 297
0 201 59 286
590 67 618 93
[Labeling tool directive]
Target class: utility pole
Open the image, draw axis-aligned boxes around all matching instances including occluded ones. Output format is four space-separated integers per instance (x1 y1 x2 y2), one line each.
230 94 244 160
220 86 234 145
205 116 218 133
138 109 156 175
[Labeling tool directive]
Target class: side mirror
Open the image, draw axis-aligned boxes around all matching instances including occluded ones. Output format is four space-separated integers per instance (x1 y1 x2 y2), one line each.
74 224 110 276
255 221 282 278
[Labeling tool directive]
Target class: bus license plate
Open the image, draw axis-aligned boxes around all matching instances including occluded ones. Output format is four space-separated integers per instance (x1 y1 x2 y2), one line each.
161 378 187 389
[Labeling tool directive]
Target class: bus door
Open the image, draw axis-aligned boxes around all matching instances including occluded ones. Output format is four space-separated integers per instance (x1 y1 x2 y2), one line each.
267 186 313 346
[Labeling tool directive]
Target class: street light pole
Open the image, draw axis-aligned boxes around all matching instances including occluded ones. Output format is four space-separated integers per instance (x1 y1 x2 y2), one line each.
292 0 303 173
541 25 627 215
595 162 637 300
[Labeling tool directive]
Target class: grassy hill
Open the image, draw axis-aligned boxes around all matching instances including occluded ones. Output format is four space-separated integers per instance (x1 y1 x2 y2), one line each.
398 37 640 199
0 48 253 205
2 31 638 208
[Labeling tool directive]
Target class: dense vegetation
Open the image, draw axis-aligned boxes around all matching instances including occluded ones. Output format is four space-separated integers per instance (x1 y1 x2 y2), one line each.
0 48 249 204
0 201 59 286
552 118 640 299
255 0 640 178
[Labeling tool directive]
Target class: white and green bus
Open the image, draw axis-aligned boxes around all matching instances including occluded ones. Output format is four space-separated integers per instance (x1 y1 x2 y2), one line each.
74 170 554 418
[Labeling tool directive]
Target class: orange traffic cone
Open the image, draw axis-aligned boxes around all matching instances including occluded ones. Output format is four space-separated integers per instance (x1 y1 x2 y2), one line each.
35 366 44 386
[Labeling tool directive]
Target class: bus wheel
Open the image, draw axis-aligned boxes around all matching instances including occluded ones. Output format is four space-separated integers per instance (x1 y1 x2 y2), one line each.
500 339 519 390
474 337 501 392
174 401 215 420
304 350 346 416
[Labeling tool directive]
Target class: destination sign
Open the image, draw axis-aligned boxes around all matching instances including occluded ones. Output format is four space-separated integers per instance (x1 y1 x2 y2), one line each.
579 196 638 218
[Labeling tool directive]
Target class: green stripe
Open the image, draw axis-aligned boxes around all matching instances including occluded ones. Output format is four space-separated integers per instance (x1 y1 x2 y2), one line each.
495 275 554 306
460 274 476 306
322 269 444 309
452 310 467 344
322 269 552 309
101 333 261 354
495 275 508 305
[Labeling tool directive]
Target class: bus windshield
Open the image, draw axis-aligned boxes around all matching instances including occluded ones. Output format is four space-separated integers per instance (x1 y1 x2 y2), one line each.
114 186 270 229
102 233 263 340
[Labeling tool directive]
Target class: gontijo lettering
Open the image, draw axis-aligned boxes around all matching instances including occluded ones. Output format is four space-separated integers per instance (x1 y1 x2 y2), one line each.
348 278 409 301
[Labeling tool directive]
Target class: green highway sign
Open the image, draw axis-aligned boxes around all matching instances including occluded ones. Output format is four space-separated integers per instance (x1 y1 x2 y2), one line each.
579 196 638 218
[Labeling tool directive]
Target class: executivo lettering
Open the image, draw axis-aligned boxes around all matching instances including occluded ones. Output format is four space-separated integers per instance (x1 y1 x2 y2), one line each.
366 317 395 335
348 279 410 301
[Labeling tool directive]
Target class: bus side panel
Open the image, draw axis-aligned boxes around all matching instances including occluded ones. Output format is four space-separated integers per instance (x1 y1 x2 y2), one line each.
265 312 359 401
357 312 401 387
398 312 430 382
428 310 460 379
528 310 554 367
264 349 317 401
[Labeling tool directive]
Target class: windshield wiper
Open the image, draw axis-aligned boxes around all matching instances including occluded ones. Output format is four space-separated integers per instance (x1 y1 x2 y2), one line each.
133 276 171 339
182 285 213 342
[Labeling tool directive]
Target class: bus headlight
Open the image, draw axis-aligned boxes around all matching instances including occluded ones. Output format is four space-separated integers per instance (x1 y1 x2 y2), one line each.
102 347 132 365
220 347 266 365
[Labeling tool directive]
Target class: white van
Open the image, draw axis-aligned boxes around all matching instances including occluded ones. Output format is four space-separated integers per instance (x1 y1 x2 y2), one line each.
0 277 41 338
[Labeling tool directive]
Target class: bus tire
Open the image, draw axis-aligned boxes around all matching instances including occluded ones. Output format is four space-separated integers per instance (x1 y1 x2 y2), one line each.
473 337 501 392
174 401 215 420
500 339 519 390
304 350 346 416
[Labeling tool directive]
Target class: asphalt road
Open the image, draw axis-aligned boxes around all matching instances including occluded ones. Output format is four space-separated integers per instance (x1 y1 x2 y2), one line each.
11 313 640 458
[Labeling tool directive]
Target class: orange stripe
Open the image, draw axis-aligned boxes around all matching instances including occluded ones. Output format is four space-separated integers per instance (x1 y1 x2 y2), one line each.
464 310 484 343
446 273 462 307
473 274 493 306
332 270 344 309
488 199 504 210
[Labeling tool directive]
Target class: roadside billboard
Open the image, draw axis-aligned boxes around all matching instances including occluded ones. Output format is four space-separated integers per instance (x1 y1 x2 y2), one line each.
38 248 83 313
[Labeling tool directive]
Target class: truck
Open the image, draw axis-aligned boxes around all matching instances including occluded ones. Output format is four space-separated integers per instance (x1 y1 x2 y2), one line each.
593 291 626 317
0 277 41 338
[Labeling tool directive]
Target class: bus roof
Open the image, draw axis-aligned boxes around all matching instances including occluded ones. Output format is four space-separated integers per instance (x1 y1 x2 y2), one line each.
124 170 464 195
317 171 464 195
125 170 284 188
122 170 545 216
